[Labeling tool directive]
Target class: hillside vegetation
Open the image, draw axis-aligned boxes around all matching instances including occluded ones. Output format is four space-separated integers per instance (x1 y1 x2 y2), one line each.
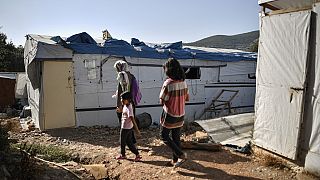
185 30 259 52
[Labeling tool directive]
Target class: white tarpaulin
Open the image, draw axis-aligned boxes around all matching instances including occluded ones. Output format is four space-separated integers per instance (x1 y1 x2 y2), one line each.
302 3 320 175
254 10 311 159
15 73 27 99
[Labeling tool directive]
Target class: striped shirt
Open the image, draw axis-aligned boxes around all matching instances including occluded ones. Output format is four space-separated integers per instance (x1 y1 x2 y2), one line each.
159 78 189 128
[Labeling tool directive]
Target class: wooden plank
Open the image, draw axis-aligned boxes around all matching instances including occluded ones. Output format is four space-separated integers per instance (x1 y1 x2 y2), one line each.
181 141 222 151
269 6 312 16
261 3 280 10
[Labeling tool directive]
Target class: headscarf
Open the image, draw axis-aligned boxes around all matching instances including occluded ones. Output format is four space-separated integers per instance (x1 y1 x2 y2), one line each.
114 60 130 92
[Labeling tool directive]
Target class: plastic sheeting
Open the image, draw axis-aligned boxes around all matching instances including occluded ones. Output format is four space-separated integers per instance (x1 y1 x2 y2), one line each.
302 3 320 176
26 34 73 61
61 32 257 61
24 34 73 89
254 10 311 159
15 73 27 99
25 33 256 63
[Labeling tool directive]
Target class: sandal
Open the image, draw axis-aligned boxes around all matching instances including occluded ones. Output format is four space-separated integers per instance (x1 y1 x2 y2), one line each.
173 153 187 168
115 155 127 160
134 155 142 162
165 160 177 167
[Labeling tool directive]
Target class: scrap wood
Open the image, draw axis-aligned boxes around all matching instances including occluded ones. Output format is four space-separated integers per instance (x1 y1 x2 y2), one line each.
137 146 152 152
181 141 222 151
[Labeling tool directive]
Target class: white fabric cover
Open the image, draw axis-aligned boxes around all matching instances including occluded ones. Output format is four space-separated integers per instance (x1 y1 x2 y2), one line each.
303 3 320 176
254 11 311 159
26 34 73 63
15 73 27 99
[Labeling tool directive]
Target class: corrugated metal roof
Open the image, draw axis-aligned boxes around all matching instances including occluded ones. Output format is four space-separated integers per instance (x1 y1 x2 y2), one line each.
195 113 254 146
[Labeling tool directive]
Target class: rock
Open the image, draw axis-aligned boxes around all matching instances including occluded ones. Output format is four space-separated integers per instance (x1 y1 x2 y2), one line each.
148 150 155 156
170 169 177 174
0 113 7 119
195 131 207 138
102 160 110 164
5 108 17 117
83 164 108 179
292 166 303 173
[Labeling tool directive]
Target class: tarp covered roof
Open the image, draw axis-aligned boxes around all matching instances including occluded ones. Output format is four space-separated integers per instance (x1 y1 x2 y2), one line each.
27 32 257 62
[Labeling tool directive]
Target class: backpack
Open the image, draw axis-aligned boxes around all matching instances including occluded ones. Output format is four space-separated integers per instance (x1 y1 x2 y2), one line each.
130 74 142 105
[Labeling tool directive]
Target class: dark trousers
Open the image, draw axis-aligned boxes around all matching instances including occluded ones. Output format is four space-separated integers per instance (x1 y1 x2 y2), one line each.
160 126 183 162
120 128 139 156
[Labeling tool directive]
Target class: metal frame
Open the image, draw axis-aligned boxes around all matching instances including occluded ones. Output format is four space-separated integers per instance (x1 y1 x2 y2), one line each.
205 89 239 118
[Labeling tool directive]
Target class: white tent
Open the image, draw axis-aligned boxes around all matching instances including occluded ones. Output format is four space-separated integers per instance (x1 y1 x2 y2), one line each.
24 33 257 130
254 0 320 176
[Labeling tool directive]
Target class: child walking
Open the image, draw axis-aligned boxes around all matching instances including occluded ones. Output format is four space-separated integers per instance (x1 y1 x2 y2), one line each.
116 91 142 161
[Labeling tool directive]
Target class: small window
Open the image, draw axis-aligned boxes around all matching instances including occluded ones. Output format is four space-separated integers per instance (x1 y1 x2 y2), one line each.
84 59 97 80
183 67 201 79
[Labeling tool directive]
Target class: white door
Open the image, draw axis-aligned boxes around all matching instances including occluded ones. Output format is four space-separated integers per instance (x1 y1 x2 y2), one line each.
254 10 311 159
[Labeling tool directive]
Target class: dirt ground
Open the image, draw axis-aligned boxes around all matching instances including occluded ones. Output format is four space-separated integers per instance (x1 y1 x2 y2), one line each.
4 118 319 180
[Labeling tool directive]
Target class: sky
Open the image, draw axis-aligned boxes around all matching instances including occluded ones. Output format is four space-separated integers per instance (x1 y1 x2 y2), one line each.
0 0 260 46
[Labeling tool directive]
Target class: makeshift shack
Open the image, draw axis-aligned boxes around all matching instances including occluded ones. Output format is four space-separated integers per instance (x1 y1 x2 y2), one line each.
24 33 257 130
254 0 320 176
0 72 16 110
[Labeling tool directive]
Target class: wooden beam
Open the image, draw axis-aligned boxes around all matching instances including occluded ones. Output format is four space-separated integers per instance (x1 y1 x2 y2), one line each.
261 3 280 11
269 6 312 16
181 141 222 151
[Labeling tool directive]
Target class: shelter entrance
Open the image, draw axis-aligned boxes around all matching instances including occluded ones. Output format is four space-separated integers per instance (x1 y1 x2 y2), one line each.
254 10 311 160
42 61 75 129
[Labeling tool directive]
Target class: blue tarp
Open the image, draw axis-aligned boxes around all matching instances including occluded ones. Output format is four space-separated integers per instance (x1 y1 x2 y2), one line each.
60 32 256 61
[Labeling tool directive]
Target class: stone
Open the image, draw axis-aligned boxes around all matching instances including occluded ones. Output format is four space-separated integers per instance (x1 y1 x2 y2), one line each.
83 164 108 179
148 150 155 156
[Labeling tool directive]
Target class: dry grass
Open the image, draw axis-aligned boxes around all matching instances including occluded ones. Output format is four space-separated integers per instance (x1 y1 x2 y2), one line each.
262 154 287 169
252 146 289 169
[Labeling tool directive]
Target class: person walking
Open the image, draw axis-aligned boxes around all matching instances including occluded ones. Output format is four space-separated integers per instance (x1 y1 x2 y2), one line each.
113 60 138 143
159 57 189 168
115 91 141 161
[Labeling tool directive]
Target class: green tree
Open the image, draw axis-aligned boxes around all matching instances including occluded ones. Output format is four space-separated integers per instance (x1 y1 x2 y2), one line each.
0 30 24 72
